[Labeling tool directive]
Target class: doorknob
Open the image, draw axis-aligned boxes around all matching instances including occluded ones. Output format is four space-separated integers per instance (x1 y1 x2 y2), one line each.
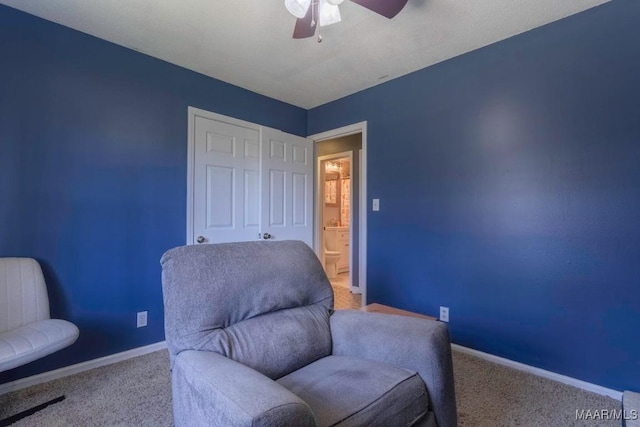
196 236 206 244
262 233 272 240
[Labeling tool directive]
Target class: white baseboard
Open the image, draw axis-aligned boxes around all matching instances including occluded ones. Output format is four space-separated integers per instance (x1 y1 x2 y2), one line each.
0 341 167 395
1 340 622 402
452 343 623 401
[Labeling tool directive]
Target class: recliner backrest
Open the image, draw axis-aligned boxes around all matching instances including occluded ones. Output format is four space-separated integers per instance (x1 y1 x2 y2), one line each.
161 240 334 379
0 258 50 333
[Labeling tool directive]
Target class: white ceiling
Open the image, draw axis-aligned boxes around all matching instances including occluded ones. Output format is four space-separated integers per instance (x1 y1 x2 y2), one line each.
1 0 610 109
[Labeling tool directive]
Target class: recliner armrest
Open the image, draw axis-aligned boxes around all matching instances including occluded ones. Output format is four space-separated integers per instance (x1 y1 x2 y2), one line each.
330 310 458 427
172 350 317 427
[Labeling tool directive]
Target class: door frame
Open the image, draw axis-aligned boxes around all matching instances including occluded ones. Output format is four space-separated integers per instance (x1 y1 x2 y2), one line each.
186 106 261 245
309 121 367 305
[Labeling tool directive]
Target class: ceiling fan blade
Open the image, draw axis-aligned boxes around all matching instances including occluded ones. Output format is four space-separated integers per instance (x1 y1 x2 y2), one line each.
349 0 408 19
293 1 319 39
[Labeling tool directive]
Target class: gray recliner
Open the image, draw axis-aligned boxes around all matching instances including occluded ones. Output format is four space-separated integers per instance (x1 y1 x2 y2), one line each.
161 240 457 427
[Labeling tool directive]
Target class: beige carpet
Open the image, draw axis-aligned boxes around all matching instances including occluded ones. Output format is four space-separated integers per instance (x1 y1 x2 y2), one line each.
0 348 621 426
0 351 173 427
454 351 620 426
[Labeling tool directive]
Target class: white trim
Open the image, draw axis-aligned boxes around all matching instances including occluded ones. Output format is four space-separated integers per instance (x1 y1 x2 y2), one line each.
309 121 368 306
0 341 167 396
359 124 368 305
358 148 365 294
186 107 195 245
309 122 367 142
347 149 356 294
451 344 623 401
186 107 262 245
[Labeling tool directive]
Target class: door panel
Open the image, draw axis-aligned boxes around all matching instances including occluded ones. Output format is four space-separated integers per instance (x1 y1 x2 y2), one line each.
269 170 286 226
244 170 260 227
260 128 313 246
292 173 307 226
194 117 260 244
206 165 234 228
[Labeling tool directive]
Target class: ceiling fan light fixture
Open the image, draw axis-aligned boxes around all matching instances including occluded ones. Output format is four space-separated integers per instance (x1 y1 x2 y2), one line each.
319 0 341 27
285 0 311 19
326 0 345 5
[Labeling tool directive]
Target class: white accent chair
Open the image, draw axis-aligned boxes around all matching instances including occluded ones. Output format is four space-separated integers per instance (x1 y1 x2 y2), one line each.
0 257 79 373
0 258 79 423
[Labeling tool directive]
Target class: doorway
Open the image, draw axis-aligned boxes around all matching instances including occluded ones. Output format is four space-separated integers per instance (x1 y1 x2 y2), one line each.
311 122 367 308
318 152 353 297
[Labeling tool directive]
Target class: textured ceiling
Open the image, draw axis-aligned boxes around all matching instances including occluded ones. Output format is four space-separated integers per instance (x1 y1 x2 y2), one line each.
1 0 610 109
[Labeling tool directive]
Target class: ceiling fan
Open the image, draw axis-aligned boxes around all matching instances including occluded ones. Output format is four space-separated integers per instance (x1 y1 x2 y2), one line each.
285 0 409 40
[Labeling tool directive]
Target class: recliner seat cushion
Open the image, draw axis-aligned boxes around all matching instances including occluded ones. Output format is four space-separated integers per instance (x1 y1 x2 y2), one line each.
277 355 429 427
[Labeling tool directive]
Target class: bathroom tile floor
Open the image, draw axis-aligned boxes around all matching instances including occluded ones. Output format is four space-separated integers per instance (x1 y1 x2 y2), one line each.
330 273 362 310
330 272 349 289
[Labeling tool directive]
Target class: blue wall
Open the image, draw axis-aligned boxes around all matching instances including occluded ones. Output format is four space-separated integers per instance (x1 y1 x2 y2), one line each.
0 5 306 384
2 0 639 392
309 0 640 391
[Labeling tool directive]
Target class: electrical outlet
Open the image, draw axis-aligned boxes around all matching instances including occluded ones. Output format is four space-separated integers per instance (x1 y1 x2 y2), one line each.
137 311 148 328
439 306 449 322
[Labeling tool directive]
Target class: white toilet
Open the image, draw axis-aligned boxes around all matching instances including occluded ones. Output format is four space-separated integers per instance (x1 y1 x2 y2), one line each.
324 230 341 279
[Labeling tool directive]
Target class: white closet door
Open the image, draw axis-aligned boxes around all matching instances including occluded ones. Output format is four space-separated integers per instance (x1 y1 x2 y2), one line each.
189 109 314 247
193 116 260 244
260 127 314 247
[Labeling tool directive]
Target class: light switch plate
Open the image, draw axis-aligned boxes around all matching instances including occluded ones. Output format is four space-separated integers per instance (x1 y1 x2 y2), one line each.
373 199 380 211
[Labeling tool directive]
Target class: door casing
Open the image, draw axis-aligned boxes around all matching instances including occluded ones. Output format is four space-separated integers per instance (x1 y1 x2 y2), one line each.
310 122 368 305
